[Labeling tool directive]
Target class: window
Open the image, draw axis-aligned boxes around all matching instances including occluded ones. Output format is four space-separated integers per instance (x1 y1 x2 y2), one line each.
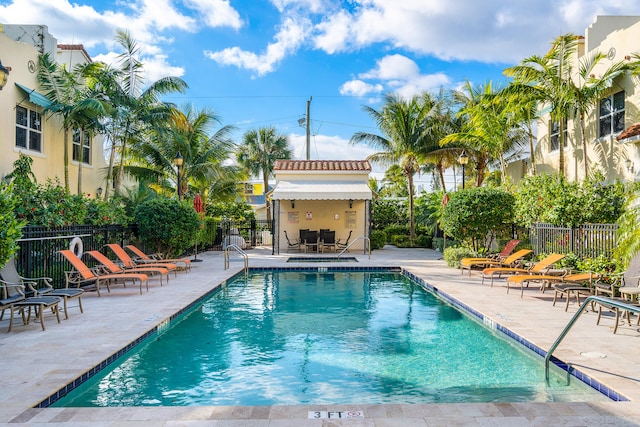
15 106 42 152
549 119 567 152
244 183 254 195
599 91 625 138
72 128 91 164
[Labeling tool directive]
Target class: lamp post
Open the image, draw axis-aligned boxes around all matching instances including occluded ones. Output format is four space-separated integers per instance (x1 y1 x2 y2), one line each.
173 151 183 200
459 150 469 189
0 60 11 90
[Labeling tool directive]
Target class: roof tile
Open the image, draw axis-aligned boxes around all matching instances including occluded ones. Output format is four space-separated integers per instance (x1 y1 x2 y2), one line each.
274 160 371 171
617 123 640 141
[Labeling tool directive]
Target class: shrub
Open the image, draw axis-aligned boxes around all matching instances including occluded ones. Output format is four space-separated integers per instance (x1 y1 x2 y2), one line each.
513 172 626 227
0 183 25 268
85 198 130 226
370 230 387 250
432 237 458 252
415 234 432 248
372 199 408 229
391 234 411 247
134 197 201 257
443 246 477 268
441 187 515 252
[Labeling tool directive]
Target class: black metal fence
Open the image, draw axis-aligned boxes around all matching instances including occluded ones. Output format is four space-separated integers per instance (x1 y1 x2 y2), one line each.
16 224 138 288
529 223 618 259
16 220 273 288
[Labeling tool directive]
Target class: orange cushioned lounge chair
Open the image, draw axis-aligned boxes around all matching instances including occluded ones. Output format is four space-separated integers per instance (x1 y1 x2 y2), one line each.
123 244 191 272
459 239 521 275
461 249 532 277
481 253 566 288
59 249 149 296
505 270 591 300
105 244 181 275
86 250 171 287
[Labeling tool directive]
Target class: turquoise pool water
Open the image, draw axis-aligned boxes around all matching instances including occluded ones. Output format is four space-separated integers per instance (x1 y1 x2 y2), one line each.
54 270 605 406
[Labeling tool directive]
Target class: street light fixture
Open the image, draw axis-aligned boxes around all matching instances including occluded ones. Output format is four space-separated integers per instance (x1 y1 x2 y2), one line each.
459 150 469 189
173 151 184 200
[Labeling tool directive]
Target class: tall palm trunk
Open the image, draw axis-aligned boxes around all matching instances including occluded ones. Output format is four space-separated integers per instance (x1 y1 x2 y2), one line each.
263 170 271 224
407 173 415 241
63 127 70 192
77 135 83 195
579 111 589 180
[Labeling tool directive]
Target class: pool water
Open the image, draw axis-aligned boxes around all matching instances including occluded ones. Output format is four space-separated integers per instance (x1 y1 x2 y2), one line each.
54 271 606 406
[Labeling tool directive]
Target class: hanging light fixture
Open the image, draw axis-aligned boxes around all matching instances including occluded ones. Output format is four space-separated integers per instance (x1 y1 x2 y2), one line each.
0 60 11 90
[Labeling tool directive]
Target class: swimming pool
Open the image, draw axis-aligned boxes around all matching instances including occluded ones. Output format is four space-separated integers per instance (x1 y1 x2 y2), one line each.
53 269 606 407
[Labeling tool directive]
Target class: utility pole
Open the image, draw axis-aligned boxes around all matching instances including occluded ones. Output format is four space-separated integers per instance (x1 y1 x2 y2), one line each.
306 96 312 160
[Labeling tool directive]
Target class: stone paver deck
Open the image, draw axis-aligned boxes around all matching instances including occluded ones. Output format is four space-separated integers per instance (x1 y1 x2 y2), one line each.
0 246 639 426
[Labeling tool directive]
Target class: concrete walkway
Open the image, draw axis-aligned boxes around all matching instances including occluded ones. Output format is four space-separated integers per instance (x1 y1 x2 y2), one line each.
0 246 639 426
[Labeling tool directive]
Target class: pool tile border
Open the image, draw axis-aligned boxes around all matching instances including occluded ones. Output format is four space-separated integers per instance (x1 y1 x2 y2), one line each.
35 265 626 408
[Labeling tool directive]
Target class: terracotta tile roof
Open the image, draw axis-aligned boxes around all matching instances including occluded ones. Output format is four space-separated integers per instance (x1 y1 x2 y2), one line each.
57 44 92 62
274 160 371 171
617 123 640 141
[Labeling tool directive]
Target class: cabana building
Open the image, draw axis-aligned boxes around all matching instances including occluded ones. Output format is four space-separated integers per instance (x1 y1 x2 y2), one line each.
271 160 373 254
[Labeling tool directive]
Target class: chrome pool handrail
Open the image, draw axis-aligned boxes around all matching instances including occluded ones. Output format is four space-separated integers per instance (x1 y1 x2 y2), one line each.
544 295 640 380
337 236 370 259
224 244 248 272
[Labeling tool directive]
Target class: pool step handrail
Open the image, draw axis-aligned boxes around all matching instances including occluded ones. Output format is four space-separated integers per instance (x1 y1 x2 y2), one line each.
544 295 640 380
337 236 371 259
224 244 248 272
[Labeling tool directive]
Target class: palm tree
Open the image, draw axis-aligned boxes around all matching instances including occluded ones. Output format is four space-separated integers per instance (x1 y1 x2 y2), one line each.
416 89 460 192
498 85 540 176
236 127 293 224
127 104 239 204
572 51 628 179
504 34 579 177
351 93 430 241
96 30 188 198
37 54 106 193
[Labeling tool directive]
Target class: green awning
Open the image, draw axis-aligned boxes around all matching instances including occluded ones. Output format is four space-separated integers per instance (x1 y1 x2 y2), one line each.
15 83 51 108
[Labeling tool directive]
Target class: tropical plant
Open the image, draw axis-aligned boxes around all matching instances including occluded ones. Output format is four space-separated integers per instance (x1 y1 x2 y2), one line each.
207 201 256 222
513 172 626 228
612 188 640 265
236 127 292 224
415 90 460 192
443 80 527 185
441 187 515 252
504 34 580 177
134 197 200 257
95 30 188 198
351 94 431 240
0 182 26 268
371 198 408 230
571 51 629 179
126 104 240 205
37 53 107 193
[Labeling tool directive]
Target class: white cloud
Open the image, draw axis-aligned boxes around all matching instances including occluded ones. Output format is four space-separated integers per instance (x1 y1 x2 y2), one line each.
339 80 383 97
311 0 640 63
344 54 450 99
184 0 243 30
205 17 309 76
271 0 327 14
288 133 376 161
359 54 420 81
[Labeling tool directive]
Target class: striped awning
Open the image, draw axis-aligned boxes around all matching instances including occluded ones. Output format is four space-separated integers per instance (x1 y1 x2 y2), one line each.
271 181 372 200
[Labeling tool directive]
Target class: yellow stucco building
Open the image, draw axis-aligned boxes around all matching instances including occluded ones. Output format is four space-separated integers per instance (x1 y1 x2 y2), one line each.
0 24 109 197
511 16 640 183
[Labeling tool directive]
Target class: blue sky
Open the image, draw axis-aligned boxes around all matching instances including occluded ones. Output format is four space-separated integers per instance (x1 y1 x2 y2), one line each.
2 0 640 188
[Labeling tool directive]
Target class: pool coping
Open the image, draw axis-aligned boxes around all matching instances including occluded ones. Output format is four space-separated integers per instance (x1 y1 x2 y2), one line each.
37 265 625 408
